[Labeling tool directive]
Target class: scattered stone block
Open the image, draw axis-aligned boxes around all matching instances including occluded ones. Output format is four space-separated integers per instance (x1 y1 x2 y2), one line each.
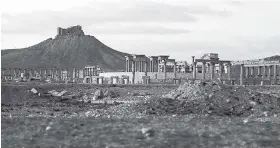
94 89 104 99
141 127 154 137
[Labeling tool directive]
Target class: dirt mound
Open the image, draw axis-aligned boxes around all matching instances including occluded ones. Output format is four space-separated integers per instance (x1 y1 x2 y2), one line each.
134 81 280 117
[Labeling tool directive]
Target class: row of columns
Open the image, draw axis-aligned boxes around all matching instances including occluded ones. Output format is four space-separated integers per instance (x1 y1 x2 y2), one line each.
126 58 177 73
241 65 278 85
192 61 231 80
84 68 97 76
244 65 277 79
1 68 88 80
126 60 148 72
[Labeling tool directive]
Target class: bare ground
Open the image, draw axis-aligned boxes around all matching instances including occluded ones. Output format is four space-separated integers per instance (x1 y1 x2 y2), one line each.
1 83 280 148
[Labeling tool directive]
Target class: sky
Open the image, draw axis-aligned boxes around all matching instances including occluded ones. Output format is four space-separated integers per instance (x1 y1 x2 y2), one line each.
1 0 280 62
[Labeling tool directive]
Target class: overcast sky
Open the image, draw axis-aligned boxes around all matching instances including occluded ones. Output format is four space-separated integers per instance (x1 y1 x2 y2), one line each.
1 0 280 62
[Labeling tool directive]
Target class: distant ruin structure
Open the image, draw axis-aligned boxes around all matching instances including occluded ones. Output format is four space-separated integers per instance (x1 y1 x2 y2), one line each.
56 25 85 38
232 59 280 85
2 53 279 85
2 25 279 86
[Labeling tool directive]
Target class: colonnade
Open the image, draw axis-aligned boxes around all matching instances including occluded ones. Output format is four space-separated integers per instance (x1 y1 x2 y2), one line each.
240 64 279 85
125 55 176 73
84 67 97 76
1 68 87 81
192 60 231 80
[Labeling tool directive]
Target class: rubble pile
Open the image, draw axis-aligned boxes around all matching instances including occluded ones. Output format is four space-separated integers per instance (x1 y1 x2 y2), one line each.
134 81 280 116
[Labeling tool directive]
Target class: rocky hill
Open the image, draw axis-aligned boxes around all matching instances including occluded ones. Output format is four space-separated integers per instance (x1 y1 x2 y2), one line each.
1 25 129 72
264 55 280 61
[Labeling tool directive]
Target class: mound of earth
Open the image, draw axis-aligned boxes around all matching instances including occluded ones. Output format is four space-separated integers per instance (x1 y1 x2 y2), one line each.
133 81 280 117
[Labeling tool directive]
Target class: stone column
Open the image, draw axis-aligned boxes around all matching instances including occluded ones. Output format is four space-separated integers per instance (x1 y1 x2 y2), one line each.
219 63 223 79
251 67 254 77
132 61 135 84
138 61 140 72
142 61 145 72
258 66 261 77
73 68 76 79
144 61 148 76
141 61 143 72
158 59 161 72
227 63 231 80
81 69 85 78
137 61 139 72
245 67 249 78
193 62 197 79
57 69 60 80
240 64 244 85
132 61 135 72
154 60 158 72
135 61 138 72
163 60 167 80
207 63 211 74
42 69 45 77
52 69 55 78
152 60 154 72
61 69 64 79
150 60 153 72
29 69 33 77
163 60 167 73
274 65 278 85
90 68 92 76
128 59 130 72
13 69 17 78
38 69 42 76
268 65 272 83
33 69 36 77
51 69 54 78
262 66 266 79
47 69 50 78
126 59 128 72
84 68 87 76
174 62 177 78
210 62 215 80
202 61 206 80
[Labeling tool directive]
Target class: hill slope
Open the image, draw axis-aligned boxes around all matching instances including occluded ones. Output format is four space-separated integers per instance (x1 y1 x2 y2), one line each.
264 55 280 61
1 27 129 72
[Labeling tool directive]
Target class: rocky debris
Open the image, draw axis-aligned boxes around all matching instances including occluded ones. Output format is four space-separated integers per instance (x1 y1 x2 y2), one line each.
30 88 38 94
104 90 119 98
93 89 104 101
48 90 68 97
141 127 154 137
80 94 91 103
139 92 149 96
128 91 149 96
134 81 280 117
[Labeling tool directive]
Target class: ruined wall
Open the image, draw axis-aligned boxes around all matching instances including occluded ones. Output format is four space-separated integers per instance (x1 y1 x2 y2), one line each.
56 25 85 38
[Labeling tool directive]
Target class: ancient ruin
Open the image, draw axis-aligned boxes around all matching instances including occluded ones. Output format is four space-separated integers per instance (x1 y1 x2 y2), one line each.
55 25 85 38
1 26 279 86
2 53 279 85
